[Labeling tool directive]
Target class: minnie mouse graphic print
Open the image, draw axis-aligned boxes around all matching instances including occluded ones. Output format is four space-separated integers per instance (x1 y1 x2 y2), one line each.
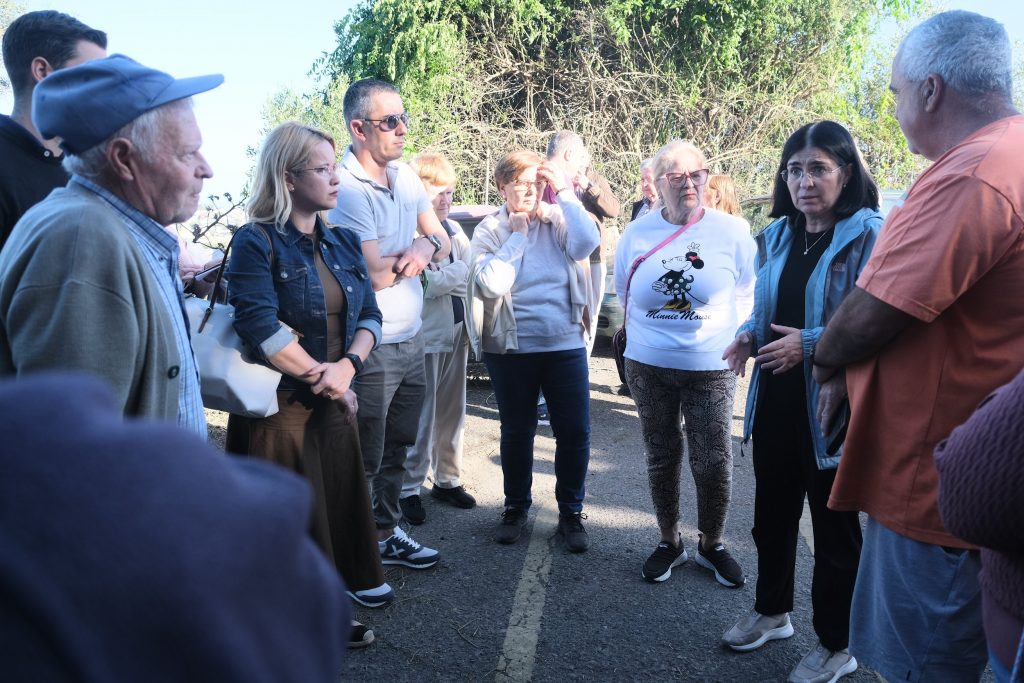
615 209 757 371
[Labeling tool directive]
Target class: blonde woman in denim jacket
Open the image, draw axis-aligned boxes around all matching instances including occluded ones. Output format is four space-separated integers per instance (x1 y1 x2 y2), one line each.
227 122 387 648
721 121 883 683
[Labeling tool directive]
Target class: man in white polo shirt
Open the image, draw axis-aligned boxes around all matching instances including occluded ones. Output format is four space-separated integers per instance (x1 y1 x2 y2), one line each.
329 79 451 574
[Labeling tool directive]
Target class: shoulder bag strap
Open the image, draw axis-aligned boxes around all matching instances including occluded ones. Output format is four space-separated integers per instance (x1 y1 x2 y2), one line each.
198 224 275 333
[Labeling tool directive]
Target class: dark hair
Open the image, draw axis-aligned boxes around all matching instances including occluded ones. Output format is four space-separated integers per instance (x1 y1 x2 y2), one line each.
342 78 400 125
2 10 107 96
768 120 879 221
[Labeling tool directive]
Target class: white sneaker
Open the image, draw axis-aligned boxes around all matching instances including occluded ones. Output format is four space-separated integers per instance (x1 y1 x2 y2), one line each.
346 582 394 608
378 526 440 569
722 609 794 652
788 640 857 683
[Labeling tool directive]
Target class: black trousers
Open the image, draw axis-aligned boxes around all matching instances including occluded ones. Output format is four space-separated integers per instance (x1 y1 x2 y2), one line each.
751 374 862 651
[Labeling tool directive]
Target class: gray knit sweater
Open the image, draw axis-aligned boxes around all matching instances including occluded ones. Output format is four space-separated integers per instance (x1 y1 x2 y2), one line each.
0 183 181 422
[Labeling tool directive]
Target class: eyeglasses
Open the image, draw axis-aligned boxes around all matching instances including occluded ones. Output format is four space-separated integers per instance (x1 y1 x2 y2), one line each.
661 169 710 187
510 180 546 192
293 163 340 179
359 112 411 131
781 164 847 183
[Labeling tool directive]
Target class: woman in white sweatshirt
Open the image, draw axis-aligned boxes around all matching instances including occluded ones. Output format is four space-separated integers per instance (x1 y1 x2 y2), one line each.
469 150 600 553
615 140 757 588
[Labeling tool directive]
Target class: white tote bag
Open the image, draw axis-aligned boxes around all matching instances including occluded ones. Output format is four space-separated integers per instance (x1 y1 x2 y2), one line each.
185 296 281 417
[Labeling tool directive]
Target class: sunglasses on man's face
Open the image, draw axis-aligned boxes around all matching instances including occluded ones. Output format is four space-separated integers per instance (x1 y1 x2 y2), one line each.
359 112 411 132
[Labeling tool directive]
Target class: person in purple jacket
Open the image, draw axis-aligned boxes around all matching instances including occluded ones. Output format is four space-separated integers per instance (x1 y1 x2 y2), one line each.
936 367 1024 683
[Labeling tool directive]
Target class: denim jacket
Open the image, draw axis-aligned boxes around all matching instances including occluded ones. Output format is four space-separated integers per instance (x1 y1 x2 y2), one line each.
227 218 382 391
738 206 883 469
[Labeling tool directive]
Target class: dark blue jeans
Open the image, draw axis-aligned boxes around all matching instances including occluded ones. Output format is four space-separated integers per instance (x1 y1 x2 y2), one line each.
483 348 591 515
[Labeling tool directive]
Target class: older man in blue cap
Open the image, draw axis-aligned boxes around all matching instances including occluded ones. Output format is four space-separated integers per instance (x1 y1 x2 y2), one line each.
0 55 222 436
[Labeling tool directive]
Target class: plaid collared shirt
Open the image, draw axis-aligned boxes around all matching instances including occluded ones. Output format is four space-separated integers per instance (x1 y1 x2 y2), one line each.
72 176 207 438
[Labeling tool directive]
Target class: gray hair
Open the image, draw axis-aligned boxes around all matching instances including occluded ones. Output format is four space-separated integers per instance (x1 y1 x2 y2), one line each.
342 78 400 125
62 99 192 179
639 157 655 172
652 139 706 179
898 10 1012 97
546 130 584 159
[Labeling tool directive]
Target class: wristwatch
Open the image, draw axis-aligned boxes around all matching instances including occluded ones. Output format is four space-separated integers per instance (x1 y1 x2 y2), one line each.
343 352 364 375
424 233 442 255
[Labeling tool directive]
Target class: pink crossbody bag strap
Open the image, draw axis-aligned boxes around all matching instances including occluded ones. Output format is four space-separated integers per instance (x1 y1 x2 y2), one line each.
622 209 704 326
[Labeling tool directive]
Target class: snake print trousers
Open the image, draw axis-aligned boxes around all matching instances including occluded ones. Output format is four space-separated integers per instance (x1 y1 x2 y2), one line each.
625 358 736 539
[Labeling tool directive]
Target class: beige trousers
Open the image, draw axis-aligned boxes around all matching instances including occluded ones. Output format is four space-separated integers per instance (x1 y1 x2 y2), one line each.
402 322 470 496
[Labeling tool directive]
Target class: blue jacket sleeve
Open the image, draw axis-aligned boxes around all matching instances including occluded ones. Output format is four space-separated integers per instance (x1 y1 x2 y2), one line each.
227 226 294 359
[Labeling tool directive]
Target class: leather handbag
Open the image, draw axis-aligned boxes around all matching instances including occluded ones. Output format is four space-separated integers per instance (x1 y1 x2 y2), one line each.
615 209 705 384
186 228 281 417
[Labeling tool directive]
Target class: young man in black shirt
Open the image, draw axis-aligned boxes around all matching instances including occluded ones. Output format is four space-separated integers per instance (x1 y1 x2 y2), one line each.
0 10 106 249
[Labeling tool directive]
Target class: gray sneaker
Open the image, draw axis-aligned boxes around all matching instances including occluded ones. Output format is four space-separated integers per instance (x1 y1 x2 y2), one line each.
722 609 794 652
788 640 857 683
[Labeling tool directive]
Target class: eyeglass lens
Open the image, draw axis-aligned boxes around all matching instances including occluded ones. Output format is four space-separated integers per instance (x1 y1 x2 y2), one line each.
380 113 409 131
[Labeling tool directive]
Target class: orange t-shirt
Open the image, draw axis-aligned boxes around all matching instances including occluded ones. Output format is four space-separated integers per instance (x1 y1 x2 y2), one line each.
829 116 1024 547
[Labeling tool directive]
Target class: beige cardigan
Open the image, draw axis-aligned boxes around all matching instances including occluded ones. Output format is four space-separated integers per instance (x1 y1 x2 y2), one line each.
468 200 593 358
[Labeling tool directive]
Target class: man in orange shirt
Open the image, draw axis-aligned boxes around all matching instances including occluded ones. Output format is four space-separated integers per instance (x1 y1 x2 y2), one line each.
812 10 1024 683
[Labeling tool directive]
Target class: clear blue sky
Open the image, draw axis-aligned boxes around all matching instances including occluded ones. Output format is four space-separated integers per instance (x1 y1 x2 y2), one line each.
2 0 1022 198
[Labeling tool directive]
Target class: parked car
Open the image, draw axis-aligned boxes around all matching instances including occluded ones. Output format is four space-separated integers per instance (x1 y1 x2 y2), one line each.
596 254 624 340
448 204 498 240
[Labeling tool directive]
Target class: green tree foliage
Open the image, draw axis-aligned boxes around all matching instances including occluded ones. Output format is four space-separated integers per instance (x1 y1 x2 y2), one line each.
270 0 928 216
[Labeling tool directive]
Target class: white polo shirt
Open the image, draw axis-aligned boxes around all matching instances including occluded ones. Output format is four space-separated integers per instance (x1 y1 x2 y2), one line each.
328 146 432 344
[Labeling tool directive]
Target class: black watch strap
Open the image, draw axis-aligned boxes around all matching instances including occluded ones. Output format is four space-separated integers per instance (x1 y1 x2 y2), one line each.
425 233 442 254
344 353 364 375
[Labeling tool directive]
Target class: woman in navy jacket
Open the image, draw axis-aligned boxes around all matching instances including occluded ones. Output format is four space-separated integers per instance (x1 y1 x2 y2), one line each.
227 122 387 647
721 121 883 683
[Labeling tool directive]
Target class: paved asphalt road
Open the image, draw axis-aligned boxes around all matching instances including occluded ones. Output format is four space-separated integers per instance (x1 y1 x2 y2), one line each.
334 346 880 683
209 344 992 682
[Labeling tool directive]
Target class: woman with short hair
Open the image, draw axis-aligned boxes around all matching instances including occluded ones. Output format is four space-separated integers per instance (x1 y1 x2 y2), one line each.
469 149 600 552
615 139 757 589
399 152 476 520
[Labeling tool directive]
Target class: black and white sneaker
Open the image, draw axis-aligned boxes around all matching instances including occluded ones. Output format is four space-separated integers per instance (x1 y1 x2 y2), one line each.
348 620 375 649
642 540 688 582
346 582 395 608
378 527 439 569
695 533 745 587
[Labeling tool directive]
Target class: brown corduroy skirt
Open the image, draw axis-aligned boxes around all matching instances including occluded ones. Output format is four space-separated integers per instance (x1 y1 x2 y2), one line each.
228 388 385 592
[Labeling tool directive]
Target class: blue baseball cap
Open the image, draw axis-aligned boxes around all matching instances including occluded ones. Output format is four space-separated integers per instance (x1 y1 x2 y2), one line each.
32 54 224 155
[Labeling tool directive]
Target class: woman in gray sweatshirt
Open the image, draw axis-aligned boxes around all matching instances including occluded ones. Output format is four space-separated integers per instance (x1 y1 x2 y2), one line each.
468 149 600 553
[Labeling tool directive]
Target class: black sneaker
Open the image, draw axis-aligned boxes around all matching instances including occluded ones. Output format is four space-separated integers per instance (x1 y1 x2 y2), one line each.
558 512 589 553
399 494 426 525
537 401 550 426
348 620 374 649
695 533 745 587
495 507 528 544
431 485 477 509
642 540 688 582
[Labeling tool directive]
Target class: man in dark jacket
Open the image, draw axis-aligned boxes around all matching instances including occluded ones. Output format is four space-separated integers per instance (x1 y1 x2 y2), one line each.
544 130 620 355
0 372 349 681
0 10 106 249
